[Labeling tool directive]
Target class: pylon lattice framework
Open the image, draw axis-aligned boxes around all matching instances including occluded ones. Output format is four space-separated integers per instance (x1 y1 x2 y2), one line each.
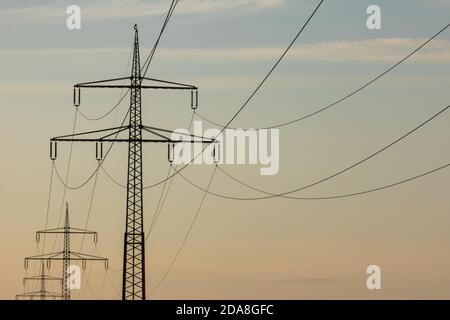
23 203 108 300
50 25 214 300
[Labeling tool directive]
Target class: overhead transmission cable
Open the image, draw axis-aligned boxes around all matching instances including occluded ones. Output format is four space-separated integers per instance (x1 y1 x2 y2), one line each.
177 162 450 201
77 167 101 300
141 0 179 78
76 34 134 122
195 23 450 130
51 109 78 253
53 106 130 191
74 0 177 122
145 111 196 244
61 21 450 192
148 0 326 296
163 103 450 201
140 0 326 191
29 162 55 293
148 165 217 297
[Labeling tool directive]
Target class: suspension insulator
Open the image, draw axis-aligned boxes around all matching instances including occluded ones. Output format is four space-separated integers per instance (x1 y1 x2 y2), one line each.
105 260 109 270
36 233 40 243
191 90 198 110
93 233 98 244
73 87 81 107
24 259 28 270
46 260 51 269
195 90 198 109
168 143 175 163
50 141 57 160
82 260 87 270
95 142 103 161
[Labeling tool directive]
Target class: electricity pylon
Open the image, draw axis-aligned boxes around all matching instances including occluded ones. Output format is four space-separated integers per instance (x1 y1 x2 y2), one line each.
16 263 63 300
24 203 108 300
49 24 214 300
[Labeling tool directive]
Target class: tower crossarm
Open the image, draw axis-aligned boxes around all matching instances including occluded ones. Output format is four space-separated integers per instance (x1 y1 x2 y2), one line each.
25 251 108 269
142 125 216 143
75 77 196 90
36 227 99 243
75 76 131 87
25 251 64 261
51 126 129 141
16 291 64 300
23 275 63 282
141 77 197 90
69 251 108 262
37 227 98 234
50 125 215 144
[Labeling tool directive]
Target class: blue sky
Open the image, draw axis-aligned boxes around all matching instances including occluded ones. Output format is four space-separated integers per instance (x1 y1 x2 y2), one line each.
1 0 450 49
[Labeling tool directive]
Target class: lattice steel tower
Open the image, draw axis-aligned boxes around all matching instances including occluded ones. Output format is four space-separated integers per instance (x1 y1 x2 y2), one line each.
50 25 211 300
24 203 108 300
16 263 63 300
124 24 145 300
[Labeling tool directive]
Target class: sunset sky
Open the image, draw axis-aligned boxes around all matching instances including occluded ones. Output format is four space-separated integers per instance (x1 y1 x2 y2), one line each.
0 0 450 299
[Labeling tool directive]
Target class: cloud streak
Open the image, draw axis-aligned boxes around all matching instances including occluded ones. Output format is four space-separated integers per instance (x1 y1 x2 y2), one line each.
1 38 449 63
2 0 284 20
156 38 450 63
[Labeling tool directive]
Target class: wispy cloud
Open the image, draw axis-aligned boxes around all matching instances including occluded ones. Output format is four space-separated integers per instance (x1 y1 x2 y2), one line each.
1 38 449 63
2 0 284 20
155 38 450 63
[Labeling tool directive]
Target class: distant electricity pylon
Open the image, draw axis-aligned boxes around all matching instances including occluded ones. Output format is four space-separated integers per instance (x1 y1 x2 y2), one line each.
24 203 108 300
16 263 63 300
49 25 214 300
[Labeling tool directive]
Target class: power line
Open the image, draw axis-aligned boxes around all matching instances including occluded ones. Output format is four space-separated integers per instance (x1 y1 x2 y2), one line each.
145 111 196 244
77 166 101 300
54 0 322 193
35 0 448 300
218 0 325 131
141 0 179 78
52 107 131 191
148 165 217 298
146 165 173 242
147 0 325 296
94 246 120 299
54 21 450 193
51 109 78 253
172 103 450 200
140 0 325 190
195 23 450 130
75 24 142 122
77 89 129 122
175 162 450 201
29 163 55 294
